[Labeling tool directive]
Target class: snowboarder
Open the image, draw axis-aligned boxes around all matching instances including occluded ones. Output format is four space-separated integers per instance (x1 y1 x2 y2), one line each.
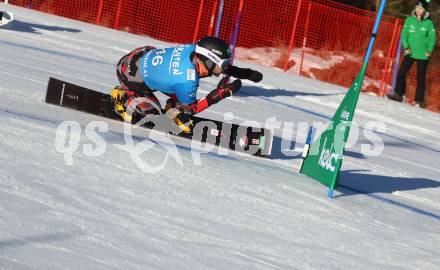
111 36 263 133
388 0 436 107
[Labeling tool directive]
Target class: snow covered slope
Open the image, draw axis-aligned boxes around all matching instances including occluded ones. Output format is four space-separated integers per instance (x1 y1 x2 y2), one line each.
0 4 439 270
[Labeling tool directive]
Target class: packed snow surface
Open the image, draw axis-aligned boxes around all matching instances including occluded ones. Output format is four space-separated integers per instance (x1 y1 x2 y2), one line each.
0 4 439 270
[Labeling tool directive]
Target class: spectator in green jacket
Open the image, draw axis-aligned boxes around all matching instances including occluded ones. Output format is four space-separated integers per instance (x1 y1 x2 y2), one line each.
389 0 436 107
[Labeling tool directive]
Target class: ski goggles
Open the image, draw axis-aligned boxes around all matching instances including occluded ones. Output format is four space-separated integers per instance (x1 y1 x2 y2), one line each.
195 45 230 71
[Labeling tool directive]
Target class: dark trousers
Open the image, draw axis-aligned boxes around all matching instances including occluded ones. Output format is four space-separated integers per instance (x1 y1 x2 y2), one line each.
116 46 155 95
395 55 429 103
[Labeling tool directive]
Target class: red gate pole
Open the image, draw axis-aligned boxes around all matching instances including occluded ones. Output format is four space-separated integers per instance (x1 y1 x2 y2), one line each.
113 0 123 29
378 18 399 96
283 0 303 72
193 0 205 43
95 0 104 25
299 1 312 76
208 0 219 36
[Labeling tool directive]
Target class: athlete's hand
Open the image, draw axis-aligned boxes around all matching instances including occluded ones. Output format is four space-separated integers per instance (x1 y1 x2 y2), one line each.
223 65 263 83
216 77 242 95
216 76 229 89
426 52 431 57
204 77 242 106
404 49 411 55
248 70 263 83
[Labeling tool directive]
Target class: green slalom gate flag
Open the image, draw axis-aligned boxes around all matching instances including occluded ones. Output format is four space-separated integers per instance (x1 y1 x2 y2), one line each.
300 0 388 198
300 73 363 197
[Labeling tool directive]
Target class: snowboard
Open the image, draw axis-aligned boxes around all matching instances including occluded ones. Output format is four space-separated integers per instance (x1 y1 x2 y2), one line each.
45 77 273 157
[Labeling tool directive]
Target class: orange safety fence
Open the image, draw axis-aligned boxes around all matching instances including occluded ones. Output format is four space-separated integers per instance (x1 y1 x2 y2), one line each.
6 0 440 111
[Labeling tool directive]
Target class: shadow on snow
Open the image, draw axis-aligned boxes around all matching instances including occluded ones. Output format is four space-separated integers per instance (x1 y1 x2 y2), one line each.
338 169 440 197
7 19 81 34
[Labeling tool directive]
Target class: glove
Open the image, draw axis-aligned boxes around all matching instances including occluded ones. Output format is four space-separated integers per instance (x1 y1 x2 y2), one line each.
248 70 263 83
224 65 263 83
201 77 241 107
208 77 242 104
164 78 242 116
216 76 229 89
216 76 242 93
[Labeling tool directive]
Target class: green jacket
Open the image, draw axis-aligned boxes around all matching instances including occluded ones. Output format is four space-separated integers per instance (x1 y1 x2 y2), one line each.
401 14 437 60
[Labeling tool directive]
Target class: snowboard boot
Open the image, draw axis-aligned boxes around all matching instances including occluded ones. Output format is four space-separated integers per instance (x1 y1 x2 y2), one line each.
173 112 194 134
164 105 194 134
111 86 135 122
111 86 161 123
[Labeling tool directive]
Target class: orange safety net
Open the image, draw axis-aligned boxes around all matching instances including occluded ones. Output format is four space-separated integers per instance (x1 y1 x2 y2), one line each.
8 0 440 111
